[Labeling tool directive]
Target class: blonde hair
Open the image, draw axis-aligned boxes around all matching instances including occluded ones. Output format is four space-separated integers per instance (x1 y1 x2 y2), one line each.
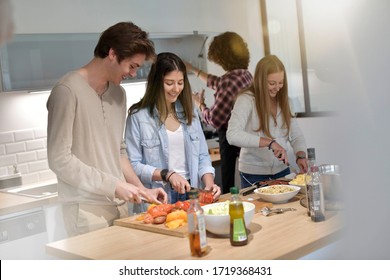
243 55 293 138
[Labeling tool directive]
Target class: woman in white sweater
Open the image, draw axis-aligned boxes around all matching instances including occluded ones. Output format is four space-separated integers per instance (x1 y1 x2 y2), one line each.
227 55 308 188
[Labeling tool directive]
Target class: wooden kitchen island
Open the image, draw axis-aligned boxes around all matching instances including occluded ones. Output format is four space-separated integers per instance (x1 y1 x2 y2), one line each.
45 192 343 260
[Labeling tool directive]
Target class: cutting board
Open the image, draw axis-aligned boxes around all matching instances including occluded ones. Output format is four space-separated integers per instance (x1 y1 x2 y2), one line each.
114 198 272 238
114 215 188 238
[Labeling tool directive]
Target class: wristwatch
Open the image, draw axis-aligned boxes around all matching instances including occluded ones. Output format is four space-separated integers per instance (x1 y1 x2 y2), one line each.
160 169 169 182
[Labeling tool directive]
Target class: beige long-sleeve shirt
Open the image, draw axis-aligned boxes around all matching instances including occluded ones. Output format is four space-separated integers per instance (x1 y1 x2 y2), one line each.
47 71 127 205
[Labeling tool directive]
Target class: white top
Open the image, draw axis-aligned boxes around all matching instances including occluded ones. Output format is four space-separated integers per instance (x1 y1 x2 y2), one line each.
166 124 189 179
227 92 307 175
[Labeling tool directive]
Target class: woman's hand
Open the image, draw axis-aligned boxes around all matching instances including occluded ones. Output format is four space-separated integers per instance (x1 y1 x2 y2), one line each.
202 173 221 201
296 158 308 173
204 184 222 201
269 141 289 165
168 172 191 194
192 89 205 108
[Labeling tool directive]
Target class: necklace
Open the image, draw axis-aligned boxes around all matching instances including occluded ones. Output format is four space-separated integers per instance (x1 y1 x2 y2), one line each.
270 100 277 126
272 115 277 127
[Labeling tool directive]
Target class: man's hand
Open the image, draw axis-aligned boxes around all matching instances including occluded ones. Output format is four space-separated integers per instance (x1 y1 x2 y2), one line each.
146 188 168 204
115 181 151 203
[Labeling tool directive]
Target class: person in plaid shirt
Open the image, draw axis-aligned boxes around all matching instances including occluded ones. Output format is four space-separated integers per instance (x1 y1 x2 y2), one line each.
186 32 253 194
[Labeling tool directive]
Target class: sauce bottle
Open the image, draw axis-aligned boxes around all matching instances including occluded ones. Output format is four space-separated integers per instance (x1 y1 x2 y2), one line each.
187 189 208 257
306 165 326 222
229 187 248 246
305 148 316 216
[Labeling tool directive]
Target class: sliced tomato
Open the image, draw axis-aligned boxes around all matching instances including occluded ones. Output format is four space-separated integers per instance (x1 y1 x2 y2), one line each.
181 201 190 212
143 213 153 224
160 204 174 214
174 200 191 212
148 206 167 218
174 201 185 210
199 191 214 204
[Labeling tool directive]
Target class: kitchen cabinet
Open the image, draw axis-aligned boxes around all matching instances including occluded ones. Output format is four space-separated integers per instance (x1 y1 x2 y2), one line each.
0 32 212 92
0 206 49 259
0 188 59 259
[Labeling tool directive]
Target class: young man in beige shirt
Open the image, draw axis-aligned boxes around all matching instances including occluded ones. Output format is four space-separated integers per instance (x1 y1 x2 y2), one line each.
47 22 167 237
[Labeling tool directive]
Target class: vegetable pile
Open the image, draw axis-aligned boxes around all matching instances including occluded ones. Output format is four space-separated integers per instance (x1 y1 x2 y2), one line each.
136 201 191 229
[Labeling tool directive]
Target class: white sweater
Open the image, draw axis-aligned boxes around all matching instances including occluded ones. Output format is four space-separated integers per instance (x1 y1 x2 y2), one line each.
227 92 307 175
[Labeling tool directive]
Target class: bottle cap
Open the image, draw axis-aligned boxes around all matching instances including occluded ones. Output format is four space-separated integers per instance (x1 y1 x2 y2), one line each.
230 187 239 194
307 148 316 160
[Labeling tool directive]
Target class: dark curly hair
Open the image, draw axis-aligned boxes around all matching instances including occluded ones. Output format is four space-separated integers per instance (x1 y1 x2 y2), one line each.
207 32 250 71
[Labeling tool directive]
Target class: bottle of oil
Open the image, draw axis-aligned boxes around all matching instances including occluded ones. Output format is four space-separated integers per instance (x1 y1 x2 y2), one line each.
229 187 248 246
187 189 208 257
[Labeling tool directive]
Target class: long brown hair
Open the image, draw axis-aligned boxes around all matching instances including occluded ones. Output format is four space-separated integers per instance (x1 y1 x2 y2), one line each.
128 52 193 125
243 55 293 138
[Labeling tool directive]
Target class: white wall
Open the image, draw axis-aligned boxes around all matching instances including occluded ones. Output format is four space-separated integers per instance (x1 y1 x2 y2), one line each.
296 0 390 259
329 0 390 259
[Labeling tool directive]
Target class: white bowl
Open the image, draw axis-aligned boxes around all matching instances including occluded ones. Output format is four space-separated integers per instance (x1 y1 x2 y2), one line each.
254 185 300 203
201 201 255 236
288 173 307 194
289 182 306 194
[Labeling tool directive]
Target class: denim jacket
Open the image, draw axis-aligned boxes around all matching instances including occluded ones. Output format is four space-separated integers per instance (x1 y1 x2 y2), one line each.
125 102 215 197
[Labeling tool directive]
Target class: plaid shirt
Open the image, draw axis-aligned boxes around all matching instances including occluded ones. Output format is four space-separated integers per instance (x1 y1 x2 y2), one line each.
201 69 253 130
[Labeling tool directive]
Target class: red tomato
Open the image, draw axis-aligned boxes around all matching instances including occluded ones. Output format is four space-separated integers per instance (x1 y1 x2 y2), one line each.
199 191 214 204
148 206 167 218
160 204 174 214
143 213 153 224
174 201 185 210
181 201 190 212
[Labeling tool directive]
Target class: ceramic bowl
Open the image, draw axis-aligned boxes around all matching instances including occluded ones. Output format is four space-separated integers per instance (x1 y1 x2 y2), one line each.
254 185 300 203
201 201 255 236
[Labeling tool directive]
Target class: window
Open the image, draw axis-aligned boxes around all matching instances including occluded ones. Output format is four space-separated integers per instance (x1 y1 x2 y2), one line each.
261 0 338 116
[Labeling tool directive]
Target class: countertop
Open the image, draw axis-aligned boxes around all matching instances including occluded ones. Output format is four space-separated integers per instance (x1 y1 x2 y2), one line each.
45 192 343 260
0 179 58 216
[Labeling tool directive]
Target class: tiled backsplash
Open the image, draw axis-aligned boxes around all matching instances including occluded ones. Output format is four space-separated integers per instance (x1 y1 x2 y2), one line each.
0 127 56 185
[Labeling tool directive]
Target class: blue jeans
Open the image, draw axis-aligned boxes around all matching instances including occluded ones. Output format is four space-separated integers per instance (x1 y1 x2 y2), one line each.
240 168 291 188
217 128 240 194
170 190 189 204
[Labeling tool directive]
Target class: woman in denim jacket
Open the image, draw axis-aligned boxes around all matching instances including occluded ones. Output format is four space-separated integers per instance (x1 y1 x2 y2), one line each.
125 52 221 210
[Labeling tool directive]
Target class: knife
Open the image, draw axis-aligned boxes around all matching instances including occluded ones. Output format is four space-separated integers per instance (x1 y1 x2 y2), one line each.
241 182 269 196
